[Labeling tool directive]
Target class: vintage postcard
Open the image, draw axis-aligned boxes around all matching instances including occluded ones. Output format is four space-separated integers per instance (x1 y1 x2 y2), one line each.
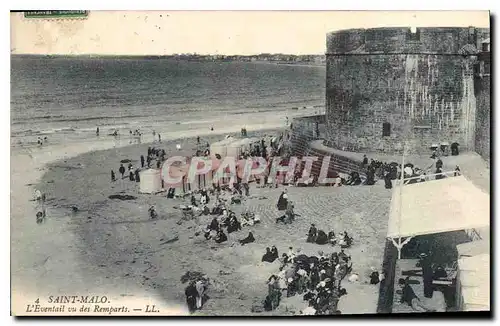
10 10 491 316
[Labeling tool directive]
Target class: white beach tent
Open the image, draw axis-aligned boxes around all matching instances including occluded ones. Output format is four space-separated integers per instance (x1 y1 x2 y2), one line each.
226 137 260 158
210 136 236 158
455 253 490 311
139 169 163 194
387 175 490 257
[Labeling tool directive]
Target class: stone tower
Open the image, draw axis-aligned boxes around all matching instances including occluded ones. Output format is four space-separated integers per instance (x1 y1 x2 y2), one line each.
324 27 490 154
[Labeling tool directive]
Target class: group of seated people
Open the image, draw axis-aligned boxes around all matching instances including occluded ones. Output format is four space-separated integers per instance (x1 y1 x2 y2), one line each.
263 248 353 315
200 208 258 245
306 224 354 248
261 246 280 263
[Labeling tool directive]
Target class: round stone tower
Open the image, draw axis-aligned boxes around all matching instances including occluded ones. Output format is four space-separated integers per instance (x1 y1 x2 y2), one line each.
324 27 489 154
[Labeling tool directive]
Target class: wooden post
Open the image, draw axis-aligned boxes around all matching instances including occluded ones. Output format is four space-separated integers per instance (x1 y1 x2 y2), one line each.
398 142 406 259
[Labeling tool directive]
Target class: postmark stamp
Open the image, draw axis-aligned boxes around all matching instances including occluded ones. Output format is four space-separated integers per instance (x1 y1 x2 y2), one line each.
23 10 88 19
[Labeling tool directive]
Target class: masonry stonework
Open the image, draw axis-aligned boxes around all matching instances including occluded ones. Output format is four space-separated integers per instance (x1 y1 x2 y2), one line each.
324 27 490 154
474 51 491 163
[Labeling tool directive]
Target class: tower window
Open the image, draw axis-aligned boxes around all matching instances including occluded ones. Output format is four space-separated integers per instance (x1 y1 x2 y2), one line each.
382 122 391 137
482 42 490 52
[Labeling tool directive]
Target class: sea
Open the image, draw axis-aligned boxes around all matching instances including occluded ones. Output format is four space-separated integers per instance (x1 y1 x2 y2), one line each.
11 56 326 149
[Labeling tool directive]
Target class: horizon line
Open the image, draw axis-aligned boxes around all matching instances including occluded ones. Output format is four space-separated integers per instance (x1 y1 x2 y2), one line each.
11 53 327 57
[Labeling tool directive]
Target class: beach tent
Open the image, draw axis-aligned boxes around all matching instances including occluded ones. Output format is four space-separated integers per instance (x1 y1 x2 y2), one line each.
188 157 221 190
164 157 222 192
210 137 237 158
226 137 261 158
387 175 490 257
455 253 490 311
139 169 163 194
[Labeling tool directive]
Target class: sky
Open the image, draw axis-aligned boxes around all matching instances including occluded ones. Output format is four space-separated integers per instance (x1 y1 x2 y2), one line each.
11 11 490 55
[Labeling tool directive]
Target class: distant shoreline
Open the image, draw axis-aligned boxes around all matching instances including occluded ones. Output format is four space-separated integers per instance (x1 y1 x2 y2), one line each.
11 54 326 66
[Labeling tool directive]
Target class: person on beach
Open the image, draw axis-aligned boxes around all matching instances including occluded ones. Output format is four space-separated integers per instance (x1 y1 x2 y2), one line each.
185 283 198 313
158 133 161 142
307 224 318 243
417 252 434 298
34 189 42 202
129 168 135 181
262 248 275 263
140 155 145 168
111 170 116 182
315 230 328 245
270 246 279 261
96 127 100 136
239 231 255 246
277 189 288 211
135 169 140 182
214 229 228 244
382 170 392 189
148 205 158 219
197 136 200 144
398 277 436 312
435 167 444 180
36 210 46 224
119 164 125 179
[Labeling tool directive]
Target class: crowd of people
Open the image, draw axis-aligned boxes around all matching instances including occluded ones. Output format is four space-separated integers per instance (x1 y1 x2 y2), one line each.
262 246 356 315
176 185 261 246
36 136 48 146
289 150 462 192
110 146 169 184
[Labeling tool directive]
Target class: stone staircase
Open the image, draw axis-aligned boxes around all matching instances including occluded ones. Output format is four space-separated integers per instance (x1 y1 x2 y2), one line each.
290 115 367 179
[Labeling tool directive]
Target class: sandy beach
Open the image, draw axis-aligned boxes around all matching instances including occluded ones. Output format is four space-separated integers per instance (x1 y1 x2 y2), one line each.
10 125 396 316
10 113 290 315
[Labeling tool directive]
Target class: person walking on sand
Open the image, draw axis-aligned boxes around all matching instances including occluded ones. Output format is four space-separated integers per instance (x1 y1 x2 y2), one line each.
140 155 145 168
158 133 161 142
129 168 135 181
34 189 42 202
119 164 125 179
111 170 116 182
96 127 100 136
